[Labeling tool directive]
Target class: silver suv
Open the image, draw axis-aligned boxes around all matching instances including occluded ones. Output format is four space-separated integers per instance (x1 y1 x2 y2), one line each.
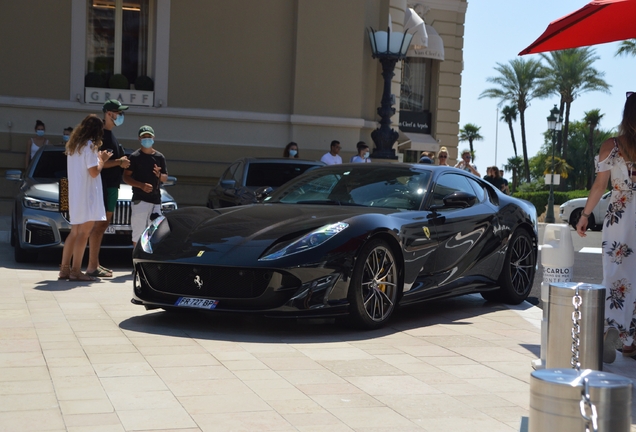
7 146 178 262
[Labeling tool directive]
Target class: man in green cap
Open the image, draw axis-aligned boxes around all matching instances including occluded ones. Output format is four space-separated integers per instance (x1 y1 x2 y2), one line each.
86 99 130 277
123 125 168 247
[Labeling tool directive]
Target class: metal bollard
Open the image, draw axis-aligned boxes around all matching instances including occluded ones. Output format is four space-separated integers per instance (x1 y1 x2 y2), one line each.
546 282 605 371
530 368 632 432
535 224 575 370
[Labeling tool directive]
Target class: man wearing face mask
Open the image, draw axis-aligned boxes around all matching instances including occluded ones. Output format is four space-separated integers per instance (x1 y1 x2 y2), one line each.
350 141 371 163
85 100 131 277
123 125 168 247
60 127 73 145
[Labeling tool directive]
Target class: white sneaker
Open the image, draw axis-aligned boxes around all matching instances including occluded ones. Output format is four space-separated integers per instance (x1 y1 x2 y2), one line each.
603 327 620 364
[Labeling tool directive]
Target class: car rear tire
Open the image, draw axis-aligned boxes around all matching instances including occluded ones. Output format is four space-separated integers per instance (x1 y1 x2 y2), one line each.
347 239 399 330
481 229 535 304
13 228 38 263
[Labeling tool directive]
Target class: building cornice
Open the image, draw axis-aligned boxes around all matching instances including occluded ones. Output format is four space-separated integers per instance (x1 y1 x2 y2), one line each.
409 0 467 13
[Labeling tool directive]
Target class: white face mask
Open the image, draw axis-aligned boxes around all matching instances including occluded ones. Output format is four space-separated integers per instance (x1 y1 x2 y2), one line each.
289 149 297 157
363 152 370 159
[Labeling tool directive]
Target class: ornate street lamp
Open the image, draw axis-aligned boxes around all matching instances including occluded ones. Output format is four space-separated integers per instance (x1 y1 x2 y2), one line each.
368 25 413 159
545 104 562 224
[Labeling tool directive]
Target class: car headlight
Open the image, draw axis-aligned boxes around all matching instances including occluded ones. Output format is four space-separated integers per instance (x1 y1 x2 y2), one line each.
23 197 59 212
259 222 349 261
140 215 170 253
161 202 177 213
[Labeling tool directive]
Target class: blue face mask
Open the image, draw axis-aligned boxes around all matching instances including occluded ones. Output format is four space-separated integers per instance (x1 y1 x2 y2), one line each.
289 149 297 157
140 138 154 148
62 135 69 142
113 113 124 127
36 130 45 137
363 152 370 159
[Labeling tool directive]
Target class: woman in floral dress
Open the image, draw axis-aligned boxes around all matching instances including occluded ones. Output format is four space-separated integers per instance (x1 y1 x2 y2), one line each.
577 92 636 363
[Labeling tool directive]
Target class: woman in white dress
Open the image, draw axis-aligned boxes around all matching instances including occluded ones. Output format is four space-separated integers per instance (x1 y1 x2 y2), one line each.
577 91 636 363
58 114 112 281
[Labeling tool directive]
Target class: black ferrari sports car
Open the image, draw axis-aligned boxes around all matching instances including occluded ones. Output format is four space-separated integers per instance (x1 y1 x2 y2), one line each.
132 163 538 329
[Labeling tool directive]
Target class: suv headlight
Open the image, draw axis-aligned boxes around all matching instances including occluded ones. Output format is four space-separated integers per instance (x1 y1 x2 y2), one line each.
259 222 349 261
23 197 59 212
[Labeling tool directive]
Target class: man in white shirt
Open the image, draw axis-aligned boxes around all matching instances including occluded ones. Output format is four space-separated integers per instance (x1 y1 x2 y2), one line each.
320 140 343 165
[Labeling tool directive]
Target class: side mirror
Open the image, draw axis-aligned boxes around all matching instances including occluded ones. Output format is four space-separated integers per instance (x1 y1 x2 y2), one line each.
429 191 477 211
6 170 22 181
220 179 236 189
163 175 177 187
255 186 274 202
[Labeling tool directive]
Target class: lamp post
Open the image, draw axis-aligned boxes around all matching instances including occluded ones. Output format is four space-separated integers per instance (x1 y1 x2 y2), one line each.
367 26 413 159
545 105 562 224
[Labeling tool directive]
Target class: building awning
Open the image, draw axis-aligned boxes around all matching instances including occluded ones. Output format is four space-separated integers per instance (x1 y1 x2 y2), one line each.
406 25 444 60
404 8 428 48
396 130 440 152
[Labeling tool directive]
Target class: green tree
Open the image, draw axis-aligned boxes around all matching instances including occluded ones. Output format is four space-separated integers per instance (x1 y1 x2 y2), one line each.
504 156 524 193
458 123 483 159
500 105 518 157
616 39 636 57
563 119 614 190
480 58 547 182
539 48 610 166
583 109 604 189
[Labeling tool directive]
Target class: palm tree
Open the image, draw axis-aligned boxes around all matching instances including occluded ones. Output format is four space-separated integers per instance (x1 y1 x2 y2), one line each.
584 109 604 189
500 105 518 157
543 155 572 181
539 48 610 164
504 156 524 193
458 123 483 159
616 39 636 57
480 58 547 182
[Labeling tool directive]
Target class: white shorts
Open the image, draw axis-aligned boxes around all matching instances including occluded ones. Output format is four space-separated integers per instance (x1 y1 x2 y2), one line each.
131 201 162 243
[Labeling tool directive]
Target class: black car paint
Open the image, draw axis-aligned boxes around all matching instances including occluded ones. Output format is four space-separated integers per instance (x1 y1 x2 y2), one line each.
133 164 537 320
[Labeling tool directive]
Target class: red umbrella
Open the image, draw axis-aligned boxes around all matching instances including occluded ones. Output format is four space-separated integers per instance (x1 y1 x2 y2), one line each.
519 0 636 55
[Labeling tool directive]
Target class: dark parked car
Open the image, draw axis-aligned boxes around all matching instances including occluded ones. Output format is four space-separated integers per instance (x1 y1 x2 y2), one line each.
7 146 178 263
132 163 538 329
207 157 325 208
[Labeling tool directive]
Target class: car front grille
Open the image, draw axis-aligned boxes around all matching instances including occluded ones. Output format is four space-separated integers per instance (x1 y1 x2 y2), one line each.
62 200 131 225
138 263 273 299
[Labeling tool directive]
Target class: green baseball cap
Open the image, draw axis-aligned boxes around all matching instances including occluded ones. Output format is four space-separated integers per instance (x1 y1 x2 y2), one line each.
138 125 155 137
102 99 129 113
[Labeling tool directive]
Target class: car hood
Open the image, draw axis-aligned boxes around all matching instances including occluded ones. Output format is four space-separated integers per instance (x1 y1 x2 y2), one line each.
150 204 396 263
561 198 586 208
23 180 176 203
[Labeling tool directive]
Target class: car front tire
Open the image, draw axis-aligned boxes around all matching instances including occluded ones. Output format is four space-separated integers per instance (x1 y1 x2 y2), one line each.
569 208 595 231
347 239 400 330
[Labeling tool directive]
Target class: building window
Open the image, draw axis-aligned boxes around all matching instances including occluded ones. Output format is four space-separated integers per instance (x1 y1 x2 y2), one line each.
86 0 153 88
399 57 433 135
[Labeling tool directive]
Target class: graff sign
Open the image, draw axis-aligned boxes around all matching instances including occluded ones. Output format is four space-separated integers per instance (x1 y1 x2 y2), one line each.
84 88 154 107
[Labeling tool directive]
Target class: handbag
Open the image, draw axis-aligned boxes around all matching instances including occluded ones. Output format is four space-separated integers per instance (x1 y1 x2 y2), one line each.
59 178 69 212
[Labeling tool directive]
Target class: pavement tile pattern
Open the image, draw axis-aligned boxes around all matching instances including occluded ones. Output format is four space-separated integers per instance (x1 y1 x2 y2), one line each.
0 240 634 431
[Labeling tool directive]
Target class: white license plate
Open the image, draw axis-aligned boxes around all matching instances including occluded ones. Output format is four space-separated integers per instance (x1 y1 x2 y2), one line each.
175 297 219 309
105 225 116 234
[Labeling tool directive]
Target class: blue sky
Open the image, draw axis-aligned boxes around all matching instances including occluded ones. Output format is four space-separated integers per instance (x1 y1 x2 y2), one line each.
460 0 632 173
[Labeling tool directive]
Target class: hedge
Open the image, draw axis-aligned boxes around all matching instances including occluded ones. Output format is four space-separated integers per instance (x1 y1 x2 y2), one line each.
511 190 591 213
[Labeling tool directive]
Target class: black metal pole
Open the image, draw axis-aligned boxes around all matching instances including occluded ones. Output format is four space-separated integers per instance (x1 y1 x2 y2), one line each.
371 57 399 160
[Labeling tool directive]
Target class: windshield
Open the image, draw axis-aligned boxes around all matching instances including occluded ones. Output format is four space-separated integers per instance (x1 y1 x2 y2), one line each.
31 150 68 179
267 165 432 210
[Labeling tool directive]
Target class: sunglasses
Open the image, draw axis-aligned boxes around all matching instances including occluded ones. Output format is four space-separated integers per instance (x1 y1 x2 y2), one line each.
438 155 447 158
627 91 635 99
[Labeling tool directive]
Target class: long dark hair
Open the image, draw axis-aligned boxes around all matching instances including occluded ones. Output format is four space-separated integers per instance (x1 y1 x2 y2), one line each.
619 93 636 163
34 120 45 130
66 114 103 155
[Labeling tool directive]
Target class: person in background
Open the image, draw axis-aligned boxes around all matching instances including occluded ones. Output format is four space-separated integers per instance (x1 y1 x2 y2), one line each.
58 114 111 282
576 91 636 364
437 147 449 166
123 125 168 247
25 120 49 169
499 169 510 194
483 166 494 183
454 149 480 176
320 140 342 165
351 141 371 163
489 165 508 193
85 99 131 278
419 153 433 164
60 127 73 146
283 142 299 158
